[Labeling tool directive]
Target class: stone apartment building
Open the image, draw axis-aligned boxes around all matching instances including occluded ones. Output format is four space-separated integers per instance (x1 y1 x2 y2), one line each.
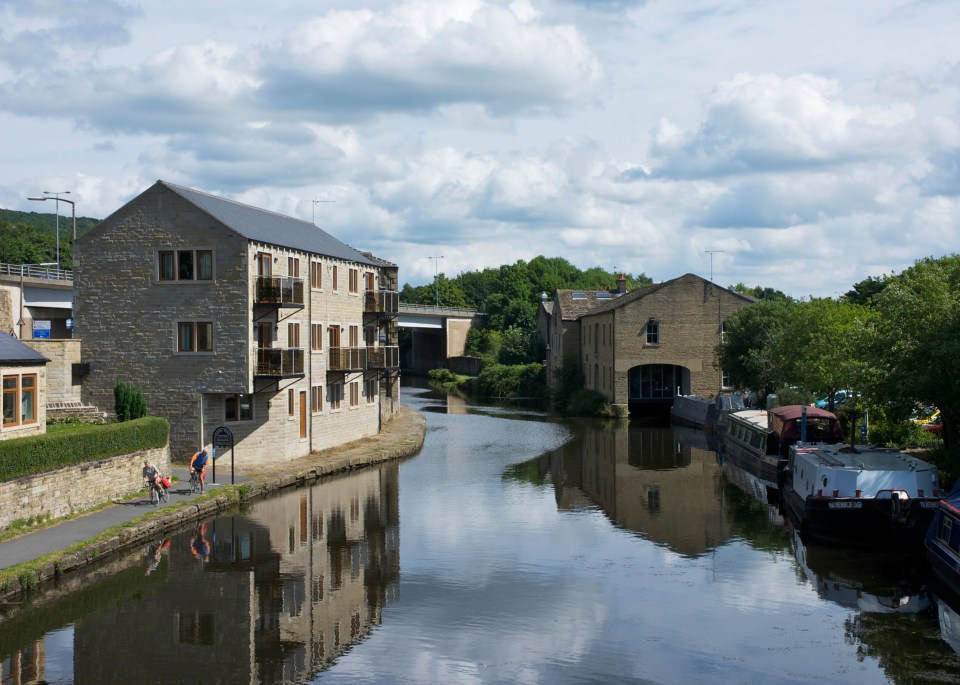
541 273 754 413
73 181 400 465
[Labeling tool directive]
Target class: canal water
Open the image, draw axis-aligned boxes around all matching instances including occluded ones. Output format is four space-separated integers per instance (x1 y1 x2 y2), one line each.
3 387 960 684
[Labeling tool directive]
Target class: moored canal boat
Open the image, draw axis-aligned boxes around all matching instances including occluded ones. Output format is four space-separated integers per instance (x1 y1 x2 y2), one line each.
926 481 960 592
719 405 844 497
670 394 717 430
781 442 941 548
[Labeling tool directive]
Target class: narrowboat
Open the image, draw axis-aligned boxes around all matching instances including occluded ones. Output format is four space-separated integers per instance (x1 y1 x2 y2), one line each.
719 405 843 494
926 481 960 592
670 395 717 430
781 442 941 548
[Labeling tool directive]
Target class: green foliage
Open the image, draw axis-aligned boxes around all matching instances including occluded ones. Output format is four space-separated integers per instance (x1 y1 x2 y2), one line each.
497 326 534 365
474 362 545 400
728 283 789 300
428 368 460 385
465 327 499 360
564 389 613 417
114 379 147 422
551 355 584 411
402 256 652 365
0 210 99 269
0 417 169 482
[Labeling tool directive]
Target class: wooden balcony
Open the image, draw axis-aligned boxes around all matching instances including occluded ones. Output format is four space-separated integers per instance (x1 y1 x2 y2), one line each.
364 290 399 316
255 347 304 378
256 276 304 307
328 346 400 372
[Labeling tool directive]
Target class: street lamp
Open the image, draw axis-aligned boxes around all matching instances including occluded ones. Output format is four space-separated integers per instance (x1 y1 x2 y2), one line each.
428 255 444 307
27 191 75 270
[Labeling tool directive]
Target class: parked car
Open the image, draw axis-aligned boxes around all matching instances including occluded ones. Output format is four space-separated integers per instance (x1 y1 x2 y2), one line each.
814 389 853 410
923 413 943 435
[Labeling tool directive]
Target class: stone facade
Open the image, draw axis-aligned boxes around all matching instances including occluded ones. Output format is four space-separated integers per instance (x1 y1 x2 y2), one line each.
74 182 400 467
23 339 83 406
0 444 170 529
580 274 754 406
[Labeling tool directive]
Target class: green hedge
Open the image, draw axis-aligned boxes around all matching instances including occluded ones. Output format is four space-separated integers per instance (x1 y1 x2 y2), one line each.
0 417 169 482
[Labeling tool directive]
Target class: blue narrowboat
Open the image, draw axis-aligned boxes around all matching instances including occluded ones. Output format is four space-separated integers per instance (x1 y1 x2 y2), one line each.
927 481 960 590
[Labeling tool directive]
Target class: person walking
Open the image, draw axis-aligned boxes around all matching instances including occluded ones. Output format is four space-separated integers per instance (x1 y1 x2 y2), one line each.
189 447 211 494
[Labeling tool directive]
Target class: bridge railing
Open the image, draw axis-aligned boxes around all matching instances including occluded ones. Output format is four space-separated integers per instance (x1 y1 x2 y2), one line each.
0 263 73 281
398 303 483 316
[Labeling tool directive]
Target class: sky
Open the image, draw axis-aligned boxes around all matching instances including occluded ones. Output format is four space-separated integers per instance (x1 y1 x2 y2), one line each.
1 0 959 298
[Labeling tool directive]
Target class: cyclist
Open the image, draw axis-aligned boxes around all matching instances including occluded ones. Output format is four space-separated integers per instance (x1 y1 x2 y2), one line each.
142 459 165 504
189 447 210 494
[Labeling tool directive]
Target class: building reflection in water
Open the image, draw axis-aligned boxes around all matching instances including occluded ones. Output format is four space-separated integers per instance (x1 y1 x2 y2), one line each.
529 419 733 557
0 462 400 685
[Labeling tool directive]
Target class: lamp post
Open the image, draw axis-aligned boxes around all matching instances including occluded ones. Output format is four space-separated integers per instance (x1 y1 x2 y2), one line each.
27 191 75 270
428 255 444 307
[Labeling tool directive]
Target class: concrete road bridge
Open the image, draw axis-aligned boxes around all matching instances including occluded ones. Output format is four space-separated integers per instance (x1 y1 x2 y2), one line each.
398 303 485 374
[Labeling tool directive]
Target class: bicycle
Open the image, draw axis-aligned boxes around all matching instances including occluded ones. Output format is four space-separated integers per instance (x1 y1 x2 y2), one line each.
189 469 202 494
148 479 169 506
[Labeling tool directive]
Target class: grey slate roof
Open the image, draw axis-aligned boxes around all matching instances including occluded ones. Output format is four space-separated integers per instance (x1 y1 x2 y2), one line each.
0 334 49 365
162 181 384 267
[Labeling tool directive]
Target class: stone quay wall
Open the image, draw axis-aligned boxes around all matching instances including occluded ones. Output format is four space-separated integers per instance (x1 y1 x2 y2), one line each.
0 445 171 530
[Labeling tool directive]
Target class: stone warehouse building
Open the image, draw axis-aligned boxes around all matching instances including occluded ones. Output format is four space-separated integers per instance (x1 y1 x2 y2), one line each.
74 181 400 466
540 274 754 414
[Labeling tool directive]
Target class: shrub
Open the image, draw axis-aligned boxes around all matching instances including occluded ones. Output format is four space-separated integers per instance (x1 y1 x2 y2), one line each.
475 362 545 399
564 389 614 417
0 416 169 482
428 368 460 385
114 378 147 422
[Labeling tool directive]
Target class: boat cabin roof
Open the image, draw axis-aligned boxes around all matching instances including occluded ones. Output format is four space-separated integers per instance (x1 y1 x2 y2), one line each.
729 409 772 432
792 444 937 473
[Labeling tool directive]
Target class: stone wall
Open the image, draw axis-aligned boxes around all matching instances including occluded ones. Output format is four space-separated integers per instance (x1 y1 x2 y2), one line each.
23 339 83 406
0 444 170 530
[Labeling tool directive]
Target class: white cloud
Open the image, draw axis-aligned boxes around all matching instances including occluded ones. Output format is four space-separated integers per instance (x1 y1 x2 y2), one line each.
1 0 959 299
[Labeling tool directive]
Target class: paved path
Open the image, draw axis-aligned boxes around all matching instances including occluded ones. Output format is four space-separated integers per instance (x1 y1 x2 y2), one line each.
0 466 243 571
0 406 425 579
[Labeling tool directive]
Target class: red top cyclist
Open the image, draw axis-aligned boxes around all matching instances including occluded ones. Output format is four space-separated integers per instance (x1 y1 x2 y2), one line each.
189 447 211 494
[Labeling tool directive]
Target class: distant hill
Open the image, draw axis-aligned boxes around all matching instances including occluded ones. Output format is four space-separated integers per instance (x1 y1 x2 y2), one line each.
0 208 100 269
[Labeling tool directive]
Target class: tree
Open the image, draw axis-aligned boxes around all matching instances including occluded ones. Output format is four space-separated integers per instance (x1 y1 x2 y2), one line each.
717 297 797 393
866 255 960 448
114 378 147 422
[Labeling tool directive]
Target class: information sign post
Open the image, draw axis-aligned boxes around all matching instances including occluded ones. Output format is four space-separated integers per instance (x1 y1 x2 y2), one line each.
211 426 235 484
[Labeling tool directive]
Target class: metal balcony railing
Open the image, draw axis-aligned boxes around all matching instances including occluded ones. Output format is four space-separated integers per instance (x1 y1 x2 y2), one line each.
255 347 304 378
327 345 400 372
256 276 304 306
364 290 400 315
328 346 368 372
368 345 399 369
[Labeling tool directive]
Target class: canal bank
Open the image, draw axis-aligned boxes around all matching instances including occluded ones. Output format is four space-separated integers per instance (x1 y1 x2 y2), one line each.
0 405 425 603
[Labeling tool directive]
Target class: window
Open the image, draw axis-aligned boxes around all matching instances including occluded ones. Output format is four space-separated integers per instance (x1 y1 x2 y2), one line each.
364 325 375 346
177 322 213 353
159 251 175 281
328 383 342 410
311 323 323 351
722 370 732 389
646 319 659 345
348 325 359 347
312 385 324 414
2 373 37 427
332 265 338 291
349 381 359 407
365 378 377 403
158 249 213 281
225 393 253 421
311 261 322 289
364 272 375 291
288 257 300 278
288 322 300 349
288 388 295 417
349 268 358 294
257 252 271 277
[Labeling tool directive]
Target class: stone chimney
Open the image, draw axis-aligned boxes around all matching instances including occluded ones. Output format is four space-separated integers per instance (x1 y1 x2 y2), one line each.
617 273 627 294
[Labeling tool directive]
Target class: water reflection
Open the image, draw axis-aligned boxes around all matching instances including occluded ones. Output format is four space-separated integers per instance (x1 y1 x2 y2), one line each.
0 463 399 685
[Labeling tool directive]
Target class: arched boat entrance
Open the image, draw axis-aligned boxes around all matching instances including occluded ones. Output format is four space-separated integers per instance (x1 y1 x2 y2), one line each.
627 364 689 417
